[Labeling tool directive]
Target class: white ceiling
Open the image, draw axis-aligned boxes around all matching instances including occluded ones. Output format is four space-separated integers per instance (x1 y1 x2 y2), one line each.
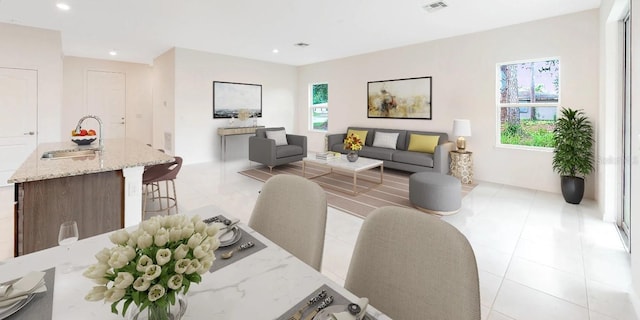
0 0 601 66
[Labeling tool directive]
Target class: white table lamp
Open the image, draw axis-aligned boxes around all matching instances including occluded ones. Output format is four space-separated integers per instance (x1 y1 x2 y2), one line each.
453 119 472 152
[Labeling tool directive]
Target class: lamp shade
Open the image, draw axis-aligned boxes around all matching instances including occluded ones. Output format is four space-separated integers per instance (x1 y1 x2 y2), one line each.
452 119 472 137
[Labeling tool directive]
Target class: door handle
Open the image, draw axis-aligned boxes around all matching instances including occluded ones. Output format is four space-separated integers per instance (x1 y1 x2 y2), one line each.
23 131 35 136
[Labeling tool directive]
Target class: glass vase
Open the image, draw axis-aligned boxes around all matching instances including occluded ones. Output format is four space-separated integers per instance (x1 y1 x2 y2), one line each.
347 150 358 162
127 294 188 320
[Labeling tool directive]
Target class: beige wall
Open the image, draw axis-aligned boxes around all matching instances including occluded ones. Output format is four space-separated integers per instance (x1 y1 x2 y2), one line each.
152 48 176 153
172 48 297 164
63 56 153 143
297 10 600 198
0 22 63 143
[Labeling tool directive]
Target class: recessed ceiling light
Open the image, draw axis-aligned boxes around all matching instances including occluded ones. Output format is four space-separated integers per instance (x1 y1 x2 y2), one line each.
272 49 279 53
56 2 70 11
109 50 118 56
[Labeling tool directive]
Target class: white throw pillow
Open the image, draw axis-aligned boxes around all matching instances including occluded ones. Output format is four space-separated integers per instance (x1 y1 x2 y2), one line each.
373 132 399 149
266 130 288 146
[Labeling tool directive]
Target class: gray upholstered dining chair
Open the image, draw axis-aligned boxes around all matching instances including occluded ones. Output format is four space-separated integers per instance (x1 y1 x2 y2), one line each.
248 174 327 271
344 206 481 320
248 127 307 172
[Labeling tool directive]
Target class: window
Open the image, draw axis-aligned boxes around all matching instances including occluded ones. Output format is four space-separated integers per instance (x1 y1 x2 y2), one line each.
310 83 328 131
497 58 559 148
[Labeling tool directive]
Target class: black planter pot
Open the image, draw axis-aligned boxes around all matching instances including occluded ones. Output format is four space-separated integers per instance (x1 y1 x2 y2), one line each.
561 176 585 204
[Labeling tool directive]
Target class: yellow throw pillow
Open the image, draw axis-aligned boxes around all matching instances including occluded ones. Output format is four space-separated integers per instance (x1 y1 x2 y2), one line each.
407 134 440 153
347 129 368 144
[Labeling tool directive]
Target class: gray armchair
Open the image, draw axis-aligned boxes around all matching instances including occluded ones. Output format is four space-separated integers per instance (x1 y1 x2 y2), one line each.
249 127 307 172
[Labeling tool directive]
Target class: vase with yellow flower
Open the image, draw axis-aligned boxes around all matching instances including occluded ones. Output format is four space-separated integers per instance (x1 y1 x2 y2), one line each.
83 215 219 320
343 133 363 162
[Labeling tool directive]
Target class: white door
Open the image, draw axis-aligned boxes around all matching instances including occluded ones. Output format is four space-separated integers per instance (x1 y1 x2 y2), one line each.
87 71 126 138
0 68 37 186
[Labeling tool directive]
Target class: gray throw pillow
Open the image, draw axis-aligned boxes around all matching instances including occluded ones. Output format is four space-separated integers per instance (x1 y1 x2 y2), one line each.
373 132 399 149
266 130 288 146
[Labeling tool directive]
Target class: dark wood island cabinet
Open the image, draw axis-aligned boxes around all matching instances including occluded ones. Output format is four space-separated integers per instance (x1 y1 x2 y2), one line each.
8 138 174 256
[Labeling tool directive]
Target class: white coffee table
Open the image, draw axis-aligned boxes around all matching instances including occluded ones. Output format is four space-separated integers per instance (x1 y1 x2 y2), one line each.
302 155 384 195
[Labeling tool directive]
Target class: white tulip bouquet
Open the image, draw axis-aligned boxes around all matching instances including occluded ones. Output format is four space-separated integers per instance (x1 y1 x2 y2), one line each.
83 214 220 317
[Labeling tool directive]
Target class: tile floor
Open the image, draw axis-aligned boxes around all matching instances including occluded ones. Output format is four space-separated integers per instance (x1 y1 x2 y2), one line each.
0 159 637 319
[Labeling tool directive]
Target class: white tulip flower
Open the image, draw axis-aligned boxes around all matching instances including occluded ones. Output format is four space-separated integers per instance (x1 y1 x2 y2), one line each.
109 229 130 245
122 246 136 261
205 224 219 237
154 228 170 247
181 226 195 239
113 272 134 289
167 274 183 290
84 286 107 301
187 233 204 249
108 248 130 269
198 260 213 274
148 284 166 302
143 264 162 281
83 263 109 279
169 227 183 242
193 245 208 260
142 218 160 236
133 277 151 291
194 221 206 234
156 248 172 266
137 232 153 249
175 259 190 274
95 248 111 264
185 259 201 274
173 244 189 260
104 287 126 303
137 255 153 272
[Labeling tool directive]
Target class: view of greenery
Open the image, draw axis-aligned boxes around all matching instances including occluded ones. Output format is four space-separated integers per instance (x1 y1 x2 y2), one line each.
311 83 328 131
501 119 555 147
312 84 328 105
498 59 559 148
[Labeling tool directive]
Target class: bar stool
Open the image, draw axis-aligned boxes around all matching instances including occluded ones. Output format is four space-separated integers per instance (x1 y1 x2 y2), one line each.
142 156 182 219
144 147 165 202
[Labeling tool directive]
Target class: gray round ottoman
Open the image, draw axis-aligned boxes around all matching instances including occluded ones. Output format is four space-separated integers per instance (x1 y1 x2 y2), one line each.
409 172 461 215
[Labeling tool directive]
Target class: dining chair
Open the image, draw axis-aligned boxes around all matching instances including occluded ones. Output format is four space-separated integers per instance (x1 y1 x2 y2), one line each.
344 206 481 320
249 174 327 271
142 156 183 220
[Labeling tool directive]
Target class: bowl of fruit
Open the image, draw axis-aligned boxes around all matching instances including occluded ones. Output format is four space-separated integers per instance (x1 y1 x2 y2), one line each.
71 129 97 145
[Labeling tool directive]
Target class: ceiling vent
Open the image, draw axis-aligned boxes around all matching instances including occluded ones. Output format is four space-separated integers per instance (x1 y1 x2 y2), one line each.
423 1 448 13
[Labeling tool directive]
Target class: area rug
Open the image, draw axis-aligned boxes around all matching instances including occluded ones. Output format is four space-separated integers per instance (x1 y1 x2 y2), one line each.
239 162 476 219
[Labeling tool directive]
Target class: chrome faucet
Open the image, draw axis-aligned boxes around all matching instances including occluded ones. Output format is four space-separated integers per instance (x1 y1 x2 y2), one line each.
75 115 104 149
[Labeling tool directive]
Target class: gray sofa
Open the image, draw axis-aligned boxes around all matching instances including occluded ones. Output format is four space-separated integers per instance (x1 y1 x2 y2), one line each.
326 127 453 174
249 127 307 172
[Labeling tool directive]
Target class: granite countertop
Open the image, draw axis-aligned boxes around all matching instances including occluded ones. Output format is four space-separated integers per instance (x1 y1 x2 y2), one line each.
8 138 174 183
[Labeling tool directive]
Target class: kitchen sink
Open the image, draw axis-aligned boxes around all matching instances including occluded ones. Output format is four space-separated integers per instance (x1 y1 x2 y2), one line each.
41 149 99 159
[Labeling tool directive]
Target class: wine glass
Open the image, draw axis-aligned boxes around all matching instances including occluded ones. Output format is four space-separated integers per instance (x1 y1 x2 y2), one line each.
58 221 79 273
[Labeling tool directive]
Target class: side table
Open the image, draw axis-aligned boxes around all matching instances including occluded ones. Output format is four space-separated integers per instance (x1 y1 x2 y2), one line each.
450 151 473 184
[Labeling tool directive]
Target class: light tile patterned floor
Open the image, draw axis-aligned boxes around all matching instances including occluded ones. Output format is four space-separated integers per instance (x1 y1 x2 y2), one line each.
0 159 636 319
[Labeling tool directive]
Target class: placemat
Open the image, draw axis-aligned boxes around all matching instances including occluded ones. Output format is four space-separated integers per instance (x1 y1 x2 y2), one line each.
7 267 55 320
275 284 375 320
207 215 267 272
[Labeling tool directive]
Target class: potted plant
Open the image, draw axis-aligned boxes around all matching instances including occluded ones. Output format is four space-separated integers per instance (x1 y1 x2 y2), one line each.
552 107 595 204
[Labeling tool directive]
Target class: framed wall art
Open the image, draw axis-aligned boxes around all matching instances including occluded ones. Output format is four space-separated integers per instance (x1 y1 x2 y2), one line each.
367 76 432 119
213 81 262 118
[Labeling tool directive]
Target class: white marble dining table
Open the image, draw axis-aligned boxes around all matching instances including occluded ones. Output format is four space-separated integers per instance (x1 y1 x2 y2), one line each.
0 208 391 320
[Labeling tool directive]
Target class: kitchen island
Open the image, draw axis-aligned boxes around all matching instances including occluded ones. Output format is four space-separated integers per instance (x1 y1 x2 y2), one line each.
8 138 174 256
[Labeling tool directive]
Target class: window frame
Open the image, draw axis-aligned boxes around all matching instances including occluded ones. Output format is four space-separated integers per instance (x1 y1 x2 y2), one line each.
309 83 328 132
495 57 561 151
